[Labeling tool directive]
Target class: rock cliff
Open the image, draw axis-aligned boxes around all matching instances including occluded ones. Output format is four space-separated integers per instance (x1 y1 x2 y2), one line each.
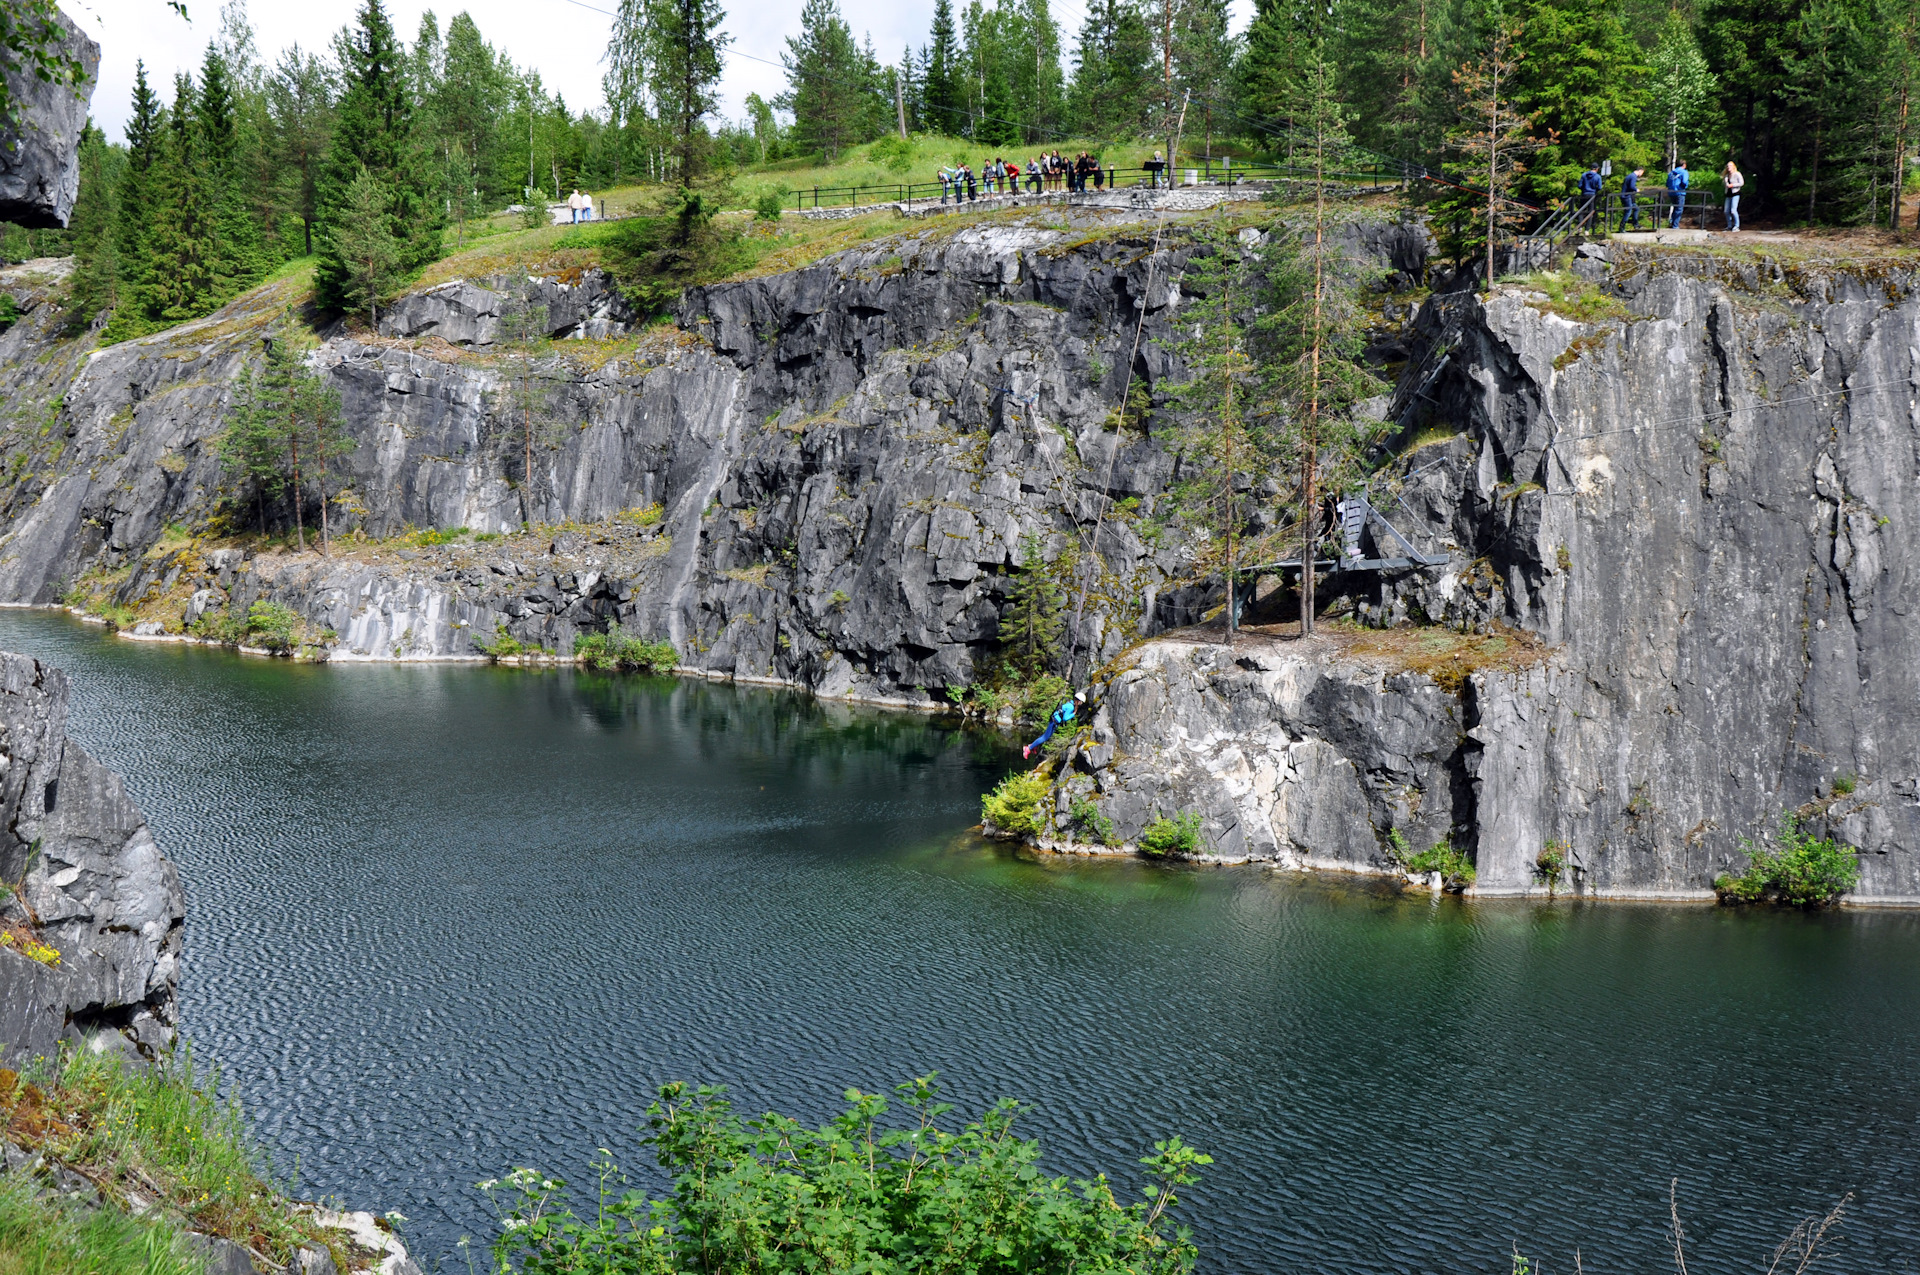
0 7 98 228
0 651 183 1061
1044 246 1920 902
3 209 1917 902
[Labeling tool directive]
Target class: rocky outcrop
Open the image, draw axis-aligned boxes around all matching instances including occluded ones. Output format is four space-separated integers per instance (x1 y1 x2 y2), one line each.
0 7 99 228
1044 248 1920 903
0 652 183 1062
376 268 636 345
0 217 1331 701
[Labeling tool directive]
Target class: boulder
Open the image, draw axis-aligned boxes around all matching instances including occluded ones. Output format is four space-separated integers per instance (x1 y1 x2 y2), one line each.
0 7 100 228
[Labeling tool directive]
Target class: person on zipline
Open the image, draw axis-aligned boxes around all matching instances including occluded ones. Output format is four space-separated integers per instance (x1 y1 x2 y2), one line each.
1024 690 1087 760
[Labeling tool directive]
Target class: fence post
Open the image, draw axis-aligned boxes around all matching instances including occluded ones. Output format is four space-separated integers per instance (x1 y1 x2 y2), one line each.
813 185 818 209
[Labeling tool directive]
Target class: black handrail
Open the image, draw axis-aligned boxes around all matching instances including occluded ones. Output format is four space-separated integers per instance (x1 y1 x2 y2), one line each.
785 159 1405 211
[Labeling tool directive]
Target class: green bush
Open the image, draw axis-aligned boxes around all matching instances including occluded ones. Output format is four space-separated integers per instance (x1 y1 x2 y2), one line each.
245 600 299 652
1536 840 1570 891
752 190 785 221
1016 673 1072 728
477 623 529 660
573 623 677 673
1070 794 1118 846
981 770 1050 835
191 606 250 645
1139 811 1204 857
1393 836 1477 888
484 1077 1207 1275
1715 816 1860 906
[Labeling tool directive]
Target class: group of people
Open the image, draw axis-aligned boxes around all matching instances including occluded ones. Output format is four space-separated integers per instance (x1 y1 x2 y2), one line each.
566 189 596 223
937 151 1114 204
1575 160 1746 232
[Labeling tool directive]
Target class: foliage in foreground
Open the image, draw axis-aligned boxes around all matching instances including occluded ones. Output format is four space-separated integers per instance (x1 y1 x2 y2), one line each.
0 1173 202 1275
0 1050 329 1262
601 190 754 314
981 770 1050 836
573 623 678 674
1715 816 1860 906
484 1077 1208 1275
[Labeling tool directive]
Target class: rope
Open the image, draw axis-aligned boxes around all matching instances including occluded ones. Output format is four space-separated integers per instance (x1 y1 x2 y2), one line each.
1063 90 1193 684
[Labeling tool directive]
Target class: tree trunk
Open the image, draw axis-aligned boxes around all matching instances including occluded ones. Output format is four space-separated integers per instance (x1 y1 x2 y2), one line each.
316 446 331 556
289 426 305 552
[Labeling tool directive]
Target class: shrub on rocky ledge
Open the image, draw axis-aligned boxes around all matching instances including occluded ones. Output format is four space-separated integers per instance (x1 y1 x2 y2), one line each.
1715 817 1859 906
982 770 1049 836
484 1077 1207 1275
573 624 677 673
1139 811 1204 857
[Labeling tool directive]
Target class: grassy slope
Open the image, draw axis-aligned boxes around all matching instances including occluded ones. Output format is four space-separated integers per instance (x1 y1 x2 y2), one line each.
0 1051 346 1275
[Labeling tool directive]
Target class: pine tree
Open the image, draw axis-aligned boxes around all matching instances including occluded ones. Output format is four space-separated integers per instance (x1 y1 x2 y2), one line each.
266 46 336 257
1435 16 1540 288
315 0 441 313
1264 44 1384 636
1070 0 1153 139
779 0 877 159
1001 535 1064 677
1174 0 1237 158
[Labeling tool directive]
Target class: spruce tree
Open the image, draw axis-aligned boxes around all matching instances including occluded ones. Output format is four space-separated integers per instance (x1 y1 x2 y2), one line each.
1001 535 1064 678
330 165 404 328
267 46 337 257
315 0 440 313
925 0 965 133
1070 0 1153 139
64 125 121 334
1512 0 1651 199
138 74 219 325
642 0 732 183
107 63 164 335
198 46 266 298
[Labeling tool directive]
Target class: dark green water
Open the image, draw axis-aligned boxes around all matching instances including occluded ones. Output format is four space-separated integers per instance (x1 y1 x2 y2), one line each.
2 610 1915 1275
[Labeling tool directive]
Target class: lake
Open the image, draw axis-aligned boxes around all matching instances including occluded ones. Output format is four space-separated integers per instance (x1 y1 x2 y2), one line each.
2 610 1914 1274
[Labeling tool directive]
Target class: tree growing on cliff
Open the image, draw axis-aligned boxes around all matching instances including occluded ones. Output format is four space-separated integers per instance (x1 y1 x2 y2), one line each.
1432 16 1539 289
219 333 354 552
327 165 405 328
493 304 566 523
1000 534 1064 678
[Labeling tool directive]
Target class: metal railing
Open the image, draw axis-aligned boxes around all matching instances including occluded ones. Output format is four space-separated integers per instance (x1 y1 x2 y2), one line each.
1530 189 1736 243
787 158 1408 211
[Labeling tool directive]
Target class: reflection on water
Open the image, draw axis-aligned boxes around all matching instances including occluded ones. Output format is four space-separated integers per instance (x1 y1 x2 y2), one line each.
2 611 1916 1275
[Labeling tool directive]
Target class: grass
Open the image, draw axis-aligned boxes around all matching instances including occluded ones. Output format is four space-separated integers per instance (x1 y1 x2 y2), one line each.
1515 270 1631 324
1388 829 1477 887
1 1050 336 1266
1332 619 1548 693
0 1174 203 1275
573 624 677 674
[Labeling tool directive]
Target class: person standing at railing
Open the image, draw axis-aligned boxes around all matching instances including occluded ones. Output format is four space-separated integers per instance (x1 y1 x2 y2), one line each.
1666 160 1689 227
1146 150 1166 188
964 163 977 202
1617 167 1643 229
1722 160 1744 231
1578 163 1602 230
1091 152 1104 190
1028 157 1042 194
939 165 953 205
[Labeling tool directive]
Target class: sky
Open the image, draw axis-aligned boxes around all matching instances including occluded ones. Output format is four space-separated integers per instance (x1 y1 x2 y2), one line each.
74 0 1254 147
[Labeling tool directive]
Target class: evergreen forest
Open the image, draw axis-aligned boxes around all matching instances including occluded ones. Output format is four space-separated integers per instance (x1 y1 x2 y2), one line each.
6 0 1920 341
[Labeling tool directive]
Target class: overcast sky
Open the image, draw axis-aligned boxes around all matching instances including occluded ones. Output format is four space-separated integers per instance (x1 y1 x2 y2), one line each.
74 0 1254 146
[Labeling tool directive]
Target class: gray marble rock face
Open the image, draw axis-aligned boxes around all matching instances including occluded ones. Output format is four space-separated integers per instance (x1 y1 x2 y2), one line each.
0 652 183 1063
0 8 99 228
1044 252 1920 902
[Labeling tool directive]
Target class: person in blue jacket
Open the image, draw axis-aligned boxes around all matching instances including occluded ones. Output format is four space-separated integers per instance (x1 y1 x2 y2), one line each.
1024 690 1086 759
1618 167 1643 229
1667 160 1690 228
1578 163 1603 229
